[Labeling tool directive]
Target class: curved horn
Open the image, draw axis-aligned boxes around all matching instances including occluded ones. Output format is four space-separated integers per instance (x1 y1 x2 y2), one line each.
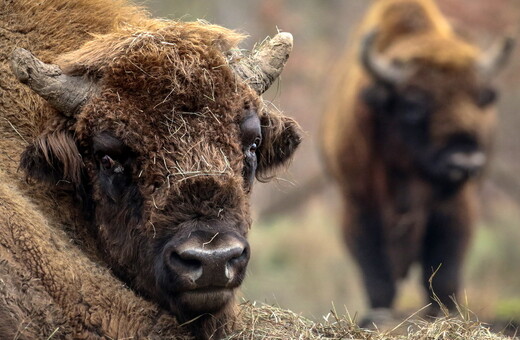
477 37 515 80
360 30 411 85
230 32 293 94
10 48 97 116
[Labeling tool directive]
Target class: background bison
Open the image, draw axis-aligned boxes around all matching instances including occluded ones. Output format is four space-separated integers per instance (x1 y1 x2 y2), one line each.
321 0 513 322
0 0 300 339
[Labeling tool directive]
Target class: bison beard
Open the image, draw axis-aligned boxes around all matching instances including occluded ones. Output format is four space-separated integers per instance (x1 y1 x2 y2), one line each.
321 0 512 325
1 1 301 339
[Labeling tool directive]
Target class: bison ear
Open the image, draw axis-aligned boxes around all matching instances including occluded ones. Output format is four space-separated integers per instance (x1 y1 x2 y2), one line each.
256 110 302 181
20 118 83 188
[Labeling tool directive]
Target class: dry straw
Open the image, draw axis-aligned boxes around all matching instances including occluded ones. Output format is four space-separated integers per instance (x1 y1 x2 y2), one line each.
222 301 516 340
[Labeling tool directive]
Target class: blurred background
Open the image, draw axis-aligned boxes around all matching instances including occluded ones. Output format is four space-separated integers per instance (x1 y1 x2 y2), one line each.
137 0 520 324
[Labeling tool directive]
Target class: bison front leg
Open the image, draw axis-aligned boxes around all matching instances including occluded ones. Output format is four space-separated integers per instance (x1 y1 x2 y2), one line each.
344 208 397 312
421 196 473 315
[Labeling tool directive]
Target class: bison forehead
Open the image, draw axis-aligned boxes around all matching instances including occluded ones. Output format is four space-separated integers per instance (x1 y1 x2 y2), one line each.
77 89 253 186
385 34 478 71
72 25 260 182
87 27 255 114
102 33 243 105
79 84 253 150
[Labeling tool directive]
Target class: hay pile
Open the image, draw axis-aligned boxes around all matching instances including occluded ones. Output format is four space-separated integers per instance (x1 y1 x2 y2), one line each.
226 301 516 339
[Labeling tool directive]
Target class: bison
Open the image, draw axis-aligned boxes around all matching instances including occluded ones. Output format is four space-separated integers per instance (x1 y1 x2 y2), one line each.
0 0 301 339
321 0 513 323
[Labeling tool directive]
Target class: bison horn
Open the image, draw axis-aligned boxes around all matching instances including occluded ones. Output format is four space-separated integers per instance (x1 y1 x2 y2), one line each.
477 37 515 80
230 32 293 95
10 48 97 117
360 30 412 85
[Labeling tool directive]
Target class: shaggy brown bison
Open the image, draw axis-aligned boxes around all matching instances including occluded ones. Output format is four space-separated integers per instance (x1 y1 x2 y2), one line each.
321 0 513 322
0 0 301 339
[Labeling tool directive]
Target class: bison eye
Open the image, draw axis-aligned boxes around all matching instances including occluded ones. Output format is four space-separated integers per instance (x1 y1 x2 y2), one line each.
396 88 431 124
476 87 497 108
400 100 428 123
249 137 261 153
98 154 124 174
100 155 114 170
240 109 262 187
93 133 132 174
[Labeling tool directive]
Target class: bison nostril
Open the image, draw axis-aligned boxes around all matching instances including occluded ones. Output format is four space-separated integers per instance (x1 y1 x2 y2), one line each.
165 249 203 283
228 246 248 266
170 251 202 271
225 245 250 281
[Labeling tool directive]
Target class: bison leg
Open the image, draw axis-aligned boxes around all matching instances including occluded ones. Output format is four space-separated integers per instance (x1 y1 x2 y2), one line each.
345 209 396 309
421 207 472 314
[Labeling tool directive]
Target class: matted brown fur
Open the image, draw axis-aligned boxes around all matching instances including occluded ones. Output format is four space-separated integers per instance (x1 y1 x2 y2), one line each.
321 0 501 320
0 0 301 339
0 176 192 339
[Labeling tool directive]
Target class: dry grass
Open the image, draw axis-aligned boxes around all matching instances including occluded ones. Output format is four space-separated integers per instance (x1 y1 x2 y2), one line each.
233 194 520 339
226 301 515 339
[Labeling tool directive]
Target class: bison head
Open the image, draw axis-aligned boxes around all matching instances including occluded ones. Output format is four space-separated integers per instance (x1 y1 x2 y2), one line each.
12 23 301 338
360 30 513 195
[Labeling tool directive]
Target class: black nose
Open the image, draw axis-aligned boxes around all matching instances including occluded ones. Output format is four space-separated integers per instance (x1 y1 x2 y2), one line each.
163 231 250 288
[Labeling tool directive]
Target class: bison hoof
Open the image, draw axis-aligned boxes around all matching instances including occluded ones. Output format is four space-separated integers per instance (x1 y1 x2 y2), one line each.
359 308 395 329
